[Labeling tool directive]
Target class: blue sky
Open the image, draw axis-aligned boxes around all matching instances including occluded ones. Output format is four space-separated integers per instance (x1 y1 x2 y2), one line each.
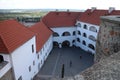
0 0 120 10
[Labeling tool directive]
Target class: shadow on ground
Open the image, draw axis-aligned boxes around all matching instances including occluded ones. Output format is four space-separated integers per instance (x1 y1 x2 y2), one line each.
34 47 94 79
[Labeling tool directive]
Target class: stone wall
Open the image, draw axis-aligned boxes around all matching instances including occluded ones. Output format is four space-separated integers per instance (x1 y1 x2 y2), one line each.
95 16 120 62
0 68 14 80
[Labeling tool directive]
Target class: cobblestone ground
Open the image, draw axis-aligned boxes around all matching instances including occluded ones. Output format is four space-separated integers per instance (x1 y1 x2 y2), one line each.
33 47 94 80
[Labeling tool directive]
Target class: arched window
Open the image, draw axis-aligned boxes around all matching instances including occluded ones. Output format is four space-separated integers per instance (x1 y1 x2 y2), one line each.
72 40 75 43
89 35 96 41
83 33 87 38
89 26 97 32
82 40 86 45
77 38 80 42
77 31 81 35
62 32 71 36
73 31 76 36
0 55 4 63
83 24 87 29
53 32 59 37
77 23 81 27
88 44 95 50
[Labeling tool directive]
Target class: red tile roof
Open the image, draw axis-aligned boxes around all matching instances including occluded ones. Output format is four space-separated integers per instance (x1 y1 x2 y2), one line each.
28 21 52 53
42 11 81 28
79 9 120 25
0 20 34 54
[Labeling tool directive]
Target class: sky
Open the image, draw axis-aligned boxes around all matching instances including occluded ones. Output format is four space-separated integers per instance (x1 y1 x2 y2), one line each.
0 0 120 10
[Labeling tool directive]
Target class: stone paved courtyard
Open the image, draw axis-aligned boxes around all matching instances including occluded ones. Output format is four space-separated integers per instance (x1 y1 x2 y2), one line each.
34 47 94 79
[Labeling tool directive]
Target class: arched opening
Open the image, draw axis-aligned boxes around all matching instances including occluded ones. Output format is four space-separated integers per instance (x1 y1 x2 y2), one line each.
72 40 75 47
82 40 86 46
73 31 76 36
72 40 75 43
83 33 87 38
83 24 87 29
53 32 59 37
89 26 97 32
77 23 81 27
77 30 81 35
53 41 59 47
62 40 70 47
88 44 95 50
0 55 4 63
89 35 96 41
77 38 80 42
62 32 71 36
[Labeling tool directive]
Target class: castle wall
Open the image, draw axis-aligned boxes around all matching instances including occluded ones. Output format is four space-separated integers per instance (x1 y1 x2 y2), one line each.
95 16 120 62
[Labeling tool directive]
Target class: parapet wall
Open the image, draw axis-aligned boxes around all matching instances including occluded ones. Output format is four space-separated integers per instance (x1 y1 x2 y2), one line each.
95 16 120 62
0 68 14 80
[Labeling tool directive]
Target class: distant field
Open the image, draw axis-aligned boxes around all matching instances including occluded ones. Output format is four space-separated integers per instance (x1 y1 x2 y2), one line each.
0 12 48 21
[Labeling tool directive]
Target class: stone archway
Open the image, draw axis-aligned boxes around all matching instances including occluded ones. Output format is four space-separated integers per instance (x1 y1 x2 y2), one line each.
53 41 59 47
62 40 70 47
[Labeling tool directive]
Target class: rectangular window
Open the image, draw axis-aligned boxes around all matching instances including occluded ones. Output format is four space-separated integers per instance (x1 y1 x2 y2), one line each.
33 61 35 66
29 66 31 72
32 44 34 53
37 54 39 59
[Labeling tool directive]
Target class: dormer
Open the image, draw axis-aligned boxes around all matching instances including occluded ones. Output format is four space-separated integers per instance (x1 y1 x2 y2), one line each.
109 7 115 14
91 7 97 12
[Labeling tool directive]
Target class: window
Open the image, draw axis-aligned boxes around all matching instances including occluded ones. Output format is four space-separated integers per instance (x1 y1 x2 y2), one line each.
77 38 80 42
82 40 86 45
38 63 40 70
77 23 81 27
41 60 42 64
32 44 34 53
33 61 35 66
37 54 39 59
0 55 4 63
89 26 97 32
62 32 71 36
83 24 87 29
73 31 76 35
29 66 31 72
72 40 75 43
18 76 22 80
88 44 95 50
77 31 81 35
83 33 87 38
53 32 59 37
89 35 96 41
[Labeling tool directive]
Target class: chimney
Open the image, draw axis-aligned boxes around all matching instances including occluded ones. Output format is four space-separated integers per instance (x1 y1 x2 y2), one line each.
67 9 70 12
56 9 58 12
109 7 115 13
91 7 97 12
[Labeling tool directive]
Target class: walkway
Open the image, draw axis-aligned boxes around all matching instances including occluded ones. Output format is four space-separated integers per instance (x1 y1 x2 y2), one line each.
34 47 94 79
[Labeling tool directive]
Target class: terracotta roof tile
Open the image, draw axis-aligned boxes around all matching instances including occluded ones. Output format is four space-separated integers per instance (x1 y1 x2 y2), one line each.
28 21 52 53
0 20 34 54
79 9 120 25
42 11 82 28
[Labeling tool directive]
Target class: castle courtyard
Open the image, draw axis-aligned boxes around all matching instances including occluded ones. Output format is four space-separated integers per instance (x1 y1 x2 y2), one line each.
34 47 94 80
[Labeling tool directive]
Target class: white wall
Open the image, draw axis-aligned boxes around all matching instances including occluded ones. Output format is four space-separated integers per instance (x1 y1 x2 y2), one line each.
76 21 100 54
10 36 37 80
36 35 53 71
51 27 77 47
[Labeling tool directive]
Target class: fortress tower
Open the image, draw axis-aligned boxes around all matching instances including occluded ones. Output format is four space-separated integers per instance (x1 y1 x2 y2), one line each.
95 16 120 62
